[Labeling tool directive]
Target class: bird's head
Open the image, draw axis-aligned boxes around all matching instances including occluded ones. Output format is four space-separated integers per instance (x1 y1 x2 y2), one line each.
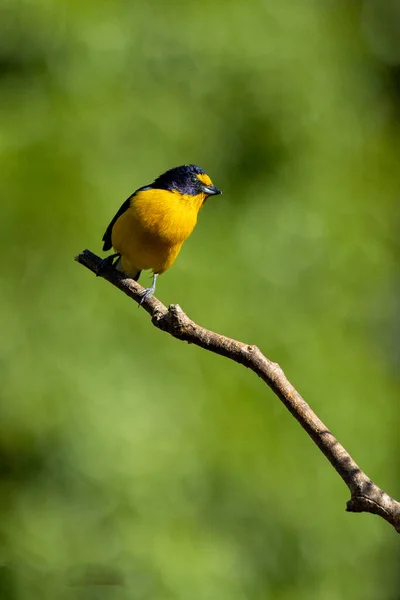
152 165 222 199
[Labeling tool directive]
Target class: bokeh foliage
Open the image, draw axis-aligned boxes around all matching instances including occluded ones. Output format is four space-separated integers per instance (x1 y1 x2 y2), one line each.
1 0 400 598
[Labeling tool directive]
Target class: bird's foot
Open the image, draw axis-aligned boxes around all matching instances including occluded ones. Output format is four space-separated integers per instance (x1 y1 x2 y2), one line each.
138 273 158 306
96 254 120 276
139 287 154 305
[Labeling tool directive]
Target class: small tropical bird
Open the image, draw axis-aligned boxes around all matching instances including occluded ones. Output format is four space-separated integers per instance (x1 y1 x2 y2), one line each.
101 164 222 302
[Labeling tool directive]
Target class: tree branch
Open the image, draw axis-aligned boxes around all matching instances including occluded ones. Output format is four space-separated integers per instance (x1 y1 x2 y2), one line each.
75 249 400 533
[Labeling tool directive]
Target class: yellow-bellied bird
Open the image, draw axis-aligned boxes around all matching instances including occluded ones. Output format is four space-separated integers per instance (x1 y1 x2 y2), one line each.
101 164 222 302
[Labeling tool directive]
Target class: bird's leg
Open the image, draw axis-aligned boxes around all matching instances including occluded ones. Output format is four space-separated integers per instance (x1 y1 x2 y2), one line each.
96 253 120 276
139 273 158 305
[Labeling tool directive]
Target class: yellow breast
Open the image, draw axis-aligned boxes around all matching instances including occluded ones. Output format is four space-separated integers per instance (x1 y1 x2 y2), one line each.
111 188 205 275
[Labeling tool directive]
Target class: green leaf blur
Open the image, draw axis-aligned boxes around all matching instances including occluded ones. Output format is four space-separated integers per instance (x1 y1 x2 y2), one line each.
1 0 400 598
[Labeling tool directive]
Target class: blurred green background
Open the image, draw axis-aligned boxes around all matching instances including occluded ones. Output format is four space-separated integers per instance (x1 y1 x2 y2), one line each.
1 0 400 598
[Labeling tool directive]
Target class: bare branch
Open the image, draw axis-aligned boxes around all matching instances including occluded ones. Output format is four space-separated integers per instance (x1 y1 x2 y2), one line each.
75 249 400 533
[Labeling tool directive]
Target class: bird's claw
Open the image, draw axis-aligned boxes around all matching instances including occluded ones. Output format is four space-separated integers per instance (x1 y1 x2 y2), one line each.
96 254 120 276
137 274 158 307
138 287 154 305
96 256 114 276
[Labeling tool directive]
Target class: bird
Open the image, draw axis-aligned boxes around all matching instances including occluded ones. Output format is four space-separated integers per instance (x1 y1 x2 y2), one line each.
100 164 222 303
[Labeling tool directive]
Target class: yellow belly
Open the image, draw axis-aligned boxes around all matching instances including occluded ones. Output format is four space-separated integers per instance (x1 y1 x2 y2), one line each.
111 188 201 276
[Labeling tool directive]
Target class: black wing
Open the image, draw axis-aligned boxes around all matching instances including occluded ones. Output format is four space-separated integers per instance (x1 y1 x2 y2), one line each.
102 186 153 251
102 198 131 251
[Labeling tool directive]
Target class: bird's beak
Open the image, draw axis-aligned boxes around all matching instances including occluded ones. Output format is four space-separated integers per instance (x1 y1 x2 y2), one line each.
202 185 222 196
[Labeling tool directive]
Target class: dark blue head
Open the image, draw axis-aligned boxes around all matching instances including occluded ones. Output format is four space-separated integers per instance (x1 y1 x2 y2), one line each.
152 164 222 197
